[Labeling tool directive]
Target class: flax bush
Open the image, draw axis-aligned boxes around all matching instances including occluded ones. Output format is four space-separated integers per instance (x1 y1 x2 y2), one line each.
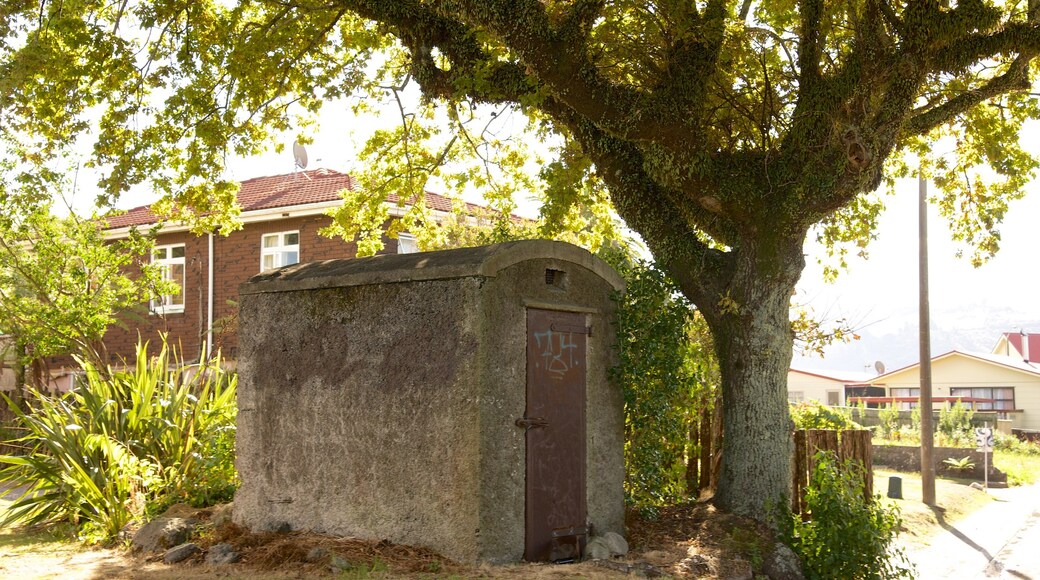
0 339 237 542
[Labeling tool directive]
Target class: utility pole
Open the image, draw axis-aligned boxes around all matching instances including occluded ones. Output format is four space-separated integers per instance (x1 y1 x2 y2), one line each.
919 174 936 505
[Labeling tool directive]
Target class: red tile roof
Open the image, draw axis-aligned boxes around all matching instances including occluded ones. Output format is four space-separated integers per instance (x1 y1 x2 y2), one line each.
1003 332 1040 363
102 168 472 229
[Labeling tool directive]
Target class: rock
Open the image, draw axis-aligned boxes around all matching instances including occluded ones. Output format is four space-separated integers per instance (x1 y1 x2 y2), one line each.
306 547 329 562
205 542 240 565
162 503 201 519
584 531 628 560
132 517 198 552
585 537 612 560
601 531 629 556
163 542 201 564
273 521 292 533
210 502 234 527
970 481 985 491
329 554 353 572
763 542 805 580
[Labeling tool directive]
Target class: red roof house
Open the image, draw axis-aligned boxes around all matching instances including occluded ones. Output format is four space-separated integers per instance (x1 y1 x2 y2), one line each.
84 168 465 371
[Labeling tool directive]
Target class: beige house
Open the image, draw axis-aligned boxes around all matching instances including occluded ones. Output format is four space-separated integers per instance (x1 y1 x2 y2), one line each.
869 350 1040 430
787 368 875 406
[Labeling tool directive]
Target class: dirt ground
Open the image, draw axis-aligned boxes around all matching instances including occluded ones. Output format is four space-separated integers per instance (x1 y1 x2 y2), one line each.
0 500 774 579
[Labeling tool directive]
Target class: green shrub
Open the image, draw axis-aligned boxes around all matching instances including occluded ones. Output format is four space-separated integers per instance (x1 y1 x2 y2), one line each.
0 339 237 542
910 406 921 434
790 401 860 431
994 433 1040 456
778 451 914 579
877 404 901 439
942 456 975 472
938 401 974 446
609 259 717 508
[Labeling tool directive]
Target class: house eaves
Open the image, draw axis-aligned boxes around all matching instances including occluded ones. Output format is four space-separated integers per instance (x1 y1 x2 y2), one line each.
871 349 1040 383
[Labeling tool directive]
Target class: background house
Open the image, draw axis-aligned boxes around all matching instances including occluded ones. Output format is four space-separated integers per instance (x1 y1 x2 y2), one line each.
787 367 875 406
866 347 1040 430
46 168 463 377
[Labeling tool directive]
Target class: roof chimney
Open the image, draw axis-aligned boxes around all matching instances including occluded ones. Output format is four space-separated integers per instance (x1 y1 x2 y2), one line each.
1021 330 1030 363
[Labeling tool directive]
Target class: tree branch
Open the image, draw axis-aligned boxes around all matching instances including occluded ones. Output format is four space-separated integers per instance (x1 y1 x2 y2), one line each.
904 53 1035 136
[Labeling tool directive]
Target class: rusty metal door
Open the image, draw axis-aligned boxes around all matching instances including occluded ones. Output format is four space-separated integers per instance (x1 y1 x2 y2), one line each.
519 308 588 562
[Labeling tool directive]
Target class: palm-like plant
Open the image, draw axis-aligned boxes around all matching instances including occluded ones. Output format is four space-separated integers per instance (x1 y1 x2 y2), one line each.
0 339 237 541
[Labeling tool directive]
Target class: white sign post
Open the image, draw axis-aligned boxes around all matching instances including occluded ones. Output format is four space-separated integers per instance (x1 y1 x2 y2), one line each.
975 425 994 489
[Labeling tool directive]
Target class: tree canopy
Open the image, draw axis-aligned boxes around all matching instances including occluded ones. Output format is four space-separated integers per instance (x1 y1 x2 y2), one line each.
2 0 1039 521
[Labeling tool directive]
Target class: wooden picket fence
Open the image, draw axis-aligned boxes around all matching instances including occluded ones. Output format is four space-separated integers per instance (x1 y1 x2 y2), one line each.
792 429 873 516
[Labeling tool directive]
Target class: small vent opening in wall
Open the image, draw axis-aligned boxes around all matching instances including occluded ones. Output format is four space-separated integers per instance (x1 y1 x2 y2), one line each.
545 268 567 288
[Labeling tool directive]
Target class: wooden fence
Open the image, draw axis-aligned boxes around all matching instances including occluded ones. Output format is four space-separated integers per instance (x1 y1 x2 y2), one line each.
792 429 873 516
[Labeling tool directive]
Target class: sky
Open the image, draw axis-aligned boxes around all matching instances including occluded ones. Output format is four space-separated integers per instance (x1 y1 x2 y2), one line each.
90 95 1040 376
793 172 1040 374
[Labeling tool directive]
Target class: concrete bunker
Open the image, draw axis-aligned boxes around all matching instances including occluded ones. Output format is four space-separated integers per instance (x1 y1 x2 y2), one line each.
233 240 625 563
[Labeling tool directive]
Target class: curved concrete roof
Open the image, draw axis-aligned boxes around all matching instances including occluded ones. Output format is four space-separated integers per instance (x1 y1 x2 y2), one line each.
240 239 625 295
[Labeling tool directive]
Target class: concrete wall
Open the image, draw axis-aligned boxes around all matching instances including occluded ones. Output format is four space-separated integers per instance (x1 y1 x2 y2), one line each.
873 445 1007 485
234 240 625 563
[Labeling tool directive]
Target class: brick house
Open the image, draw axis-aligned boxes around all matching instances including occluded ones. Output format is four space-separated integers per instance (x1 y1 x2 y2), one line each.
83 167 457 376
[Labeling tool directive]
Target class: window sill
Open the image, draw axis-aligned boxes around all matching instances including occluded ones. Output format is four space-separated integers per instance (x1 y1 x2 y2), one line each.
150 308 185 316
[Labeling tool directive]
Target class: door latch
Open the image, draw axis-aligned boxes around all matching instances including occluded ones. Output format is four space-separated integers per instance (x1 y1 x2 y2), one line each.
515 416 549 431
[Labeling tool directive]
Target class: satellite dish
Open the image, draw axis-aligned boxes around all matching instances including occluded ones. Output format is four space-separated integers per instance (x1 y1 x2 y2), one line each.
292 141 308 170
874 360 886 375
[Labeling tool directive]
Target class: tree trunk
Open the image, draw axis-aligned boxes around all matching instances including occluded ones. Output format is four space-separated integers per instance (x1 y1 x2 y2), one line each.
701 241 803 520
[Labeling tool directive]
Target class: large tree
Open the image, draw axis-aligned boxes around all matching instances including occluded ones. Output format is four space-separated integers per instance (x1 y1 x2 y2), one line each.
2 1 1039 520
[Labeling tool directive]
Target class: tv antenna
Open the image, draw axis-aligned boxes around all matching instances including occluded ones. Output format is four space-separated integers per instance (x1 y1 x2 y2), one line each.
292 141 310 179
874 360 886 375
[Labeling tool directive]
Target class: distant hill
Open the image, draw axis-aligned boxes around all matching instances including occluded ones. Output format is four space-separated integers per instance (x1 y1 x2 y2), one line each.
792 304 1040 374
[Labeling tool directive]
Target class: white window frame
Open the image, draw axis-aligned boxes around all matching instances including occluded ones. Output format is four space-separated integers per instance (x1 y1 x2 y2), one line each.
890 387 920 410
789 391 805 404
397 232 418 254
151 244 185 314
261 231 300 272
950 386 1016 411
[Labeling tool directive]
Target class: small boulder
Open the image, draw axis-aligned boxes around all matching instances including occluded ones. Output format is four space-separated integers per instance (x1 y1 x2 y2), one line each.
584 531 628 560
601 531 629 557
205 542 240 565
132 517 198 552
306 547 330 563
763 542 805 580
585 537 612 560
329 554 353 573
163 542 201 564
210 502 234 527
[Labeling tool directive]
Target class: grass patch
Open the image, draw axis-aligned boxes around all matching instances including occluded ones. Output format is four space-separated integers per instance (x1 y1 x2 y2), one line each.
873 469 993 549
993 452 1040 486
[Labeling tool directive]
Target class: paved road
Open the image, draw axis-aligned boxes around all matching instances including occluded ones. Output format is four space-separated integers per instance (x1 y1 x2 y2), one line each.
910 483 1040 579
979 506 1040 579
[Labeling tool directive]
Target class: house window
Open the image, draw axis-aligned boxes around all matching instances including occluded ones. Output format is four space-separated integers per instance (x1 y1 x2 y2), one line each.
890 387 920 410
152 244 185 314
950 387 1015 411
789 391 805 404
261 231 300 271
397 233 418 254
827 391 841 406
